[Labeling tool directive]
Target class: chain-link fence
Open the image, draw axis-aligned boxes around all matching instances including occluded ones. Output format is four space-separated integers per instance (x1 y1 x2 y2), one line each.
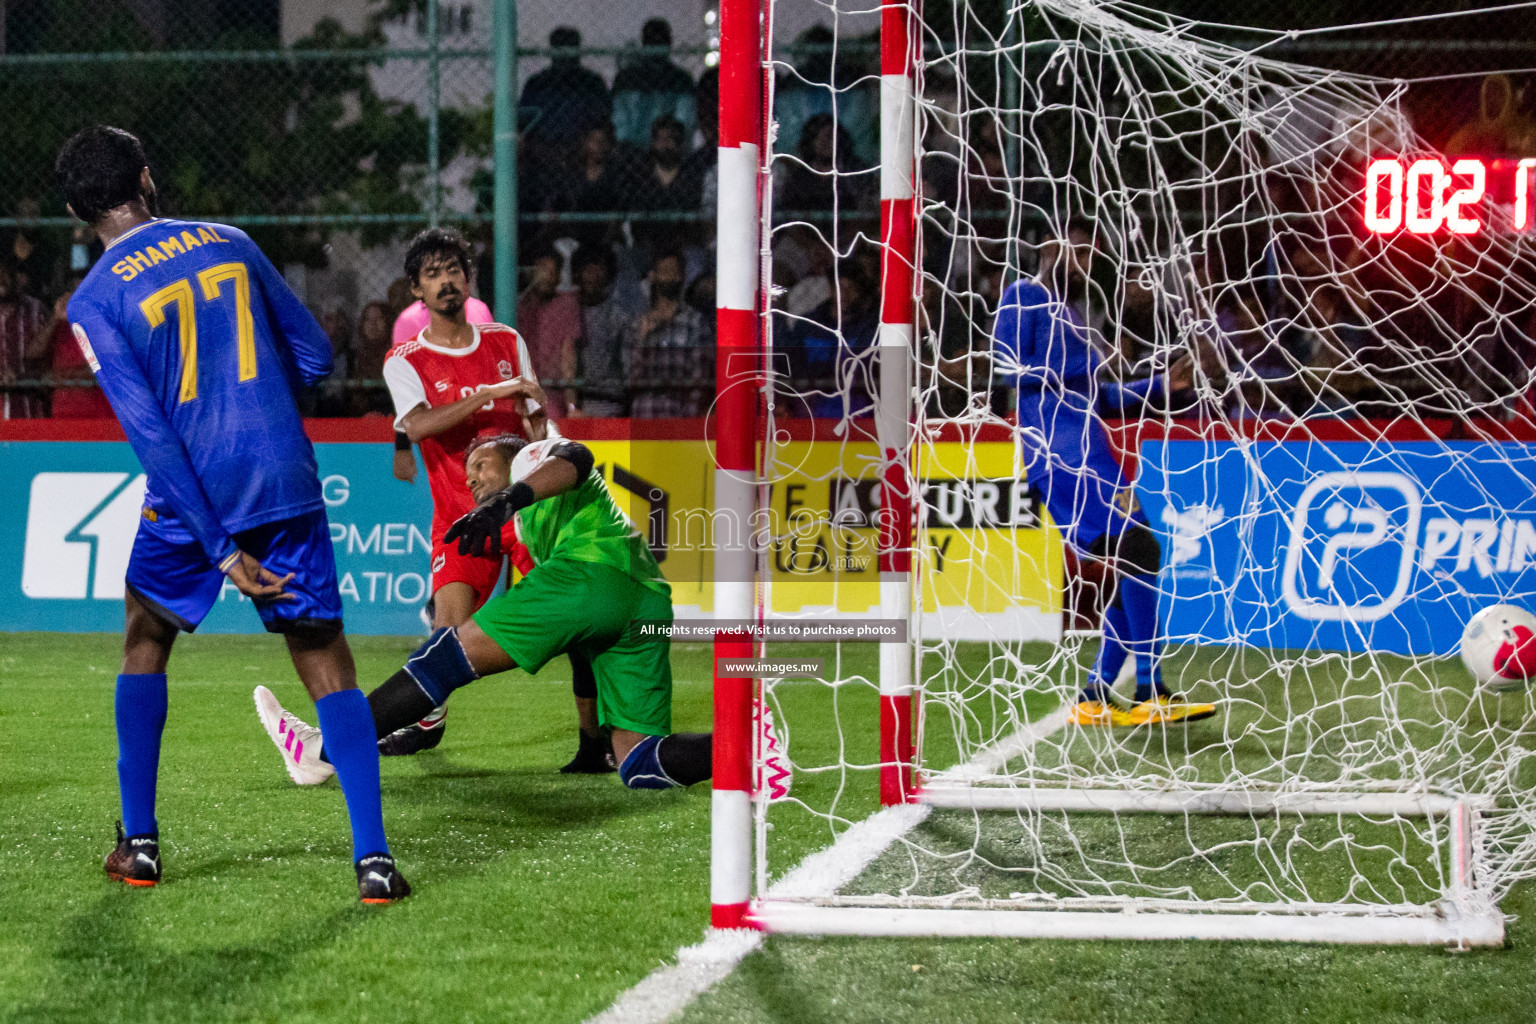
0 0 1532 418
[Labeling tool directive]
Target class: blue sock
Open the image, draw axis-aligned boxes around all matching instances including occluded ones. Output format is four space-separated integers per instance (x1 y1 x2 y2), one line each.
115 673 168 836
618 735 679 790
1119 572 1166 702
315 689 389 861
1084 603 1131 704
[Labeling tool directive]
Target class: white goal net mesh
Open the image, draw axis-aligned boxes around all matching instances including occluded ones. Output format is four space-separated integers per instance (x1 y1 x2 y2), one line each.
753 0 1536 927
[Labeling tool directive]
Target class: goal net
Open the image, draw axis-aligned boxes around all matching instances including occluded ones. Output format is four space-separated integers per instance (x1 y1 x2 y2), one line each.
715 0 1536 945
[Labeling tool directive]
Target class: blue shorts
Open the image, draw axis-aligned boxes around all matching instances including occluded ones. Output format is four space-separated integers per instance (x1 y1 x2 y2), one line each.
1018 387 1146 551
125 509 344 635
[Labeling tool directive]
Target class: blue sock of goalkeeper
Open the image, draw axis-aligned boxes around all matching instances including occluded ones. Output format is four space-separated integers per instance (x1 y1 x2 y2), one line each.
1082 522 1167 704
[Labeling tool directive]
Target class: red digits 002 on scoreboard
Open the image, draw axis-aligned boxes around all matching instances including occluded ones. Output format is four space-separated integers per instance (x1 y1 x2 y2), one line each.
1364 156 1536 235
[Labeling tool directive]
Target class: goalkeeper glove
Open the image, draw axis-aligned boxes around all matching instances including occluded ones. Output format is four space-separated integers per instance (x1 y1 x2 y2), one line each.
444 481 536 558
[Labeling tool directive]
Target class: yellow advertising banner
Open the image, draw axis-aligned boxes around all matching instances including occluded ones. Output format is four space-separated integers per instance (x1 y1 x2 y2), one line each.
583 438 1062 641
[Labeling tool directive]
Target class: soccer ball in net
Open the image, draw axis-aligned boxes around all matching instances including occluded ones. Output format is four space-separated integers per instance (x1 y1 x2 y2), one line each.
1461 605 1536 693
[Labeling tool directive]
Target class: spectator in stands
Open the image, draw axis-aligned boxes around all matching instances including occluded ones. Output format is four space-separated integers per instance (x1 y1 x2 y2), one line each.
793 259 880 418
778 113 873 213
775 224 835 317
1295 281 1374 417
1215 284 1287 418
612 18 696 149
519 247 582 417
350 300 395 416
627 249 714 418
775 25 877 173
685 272 715 318
310 307 354 417
521 27 611 150
921 268 1007 419
685 66 720 213
626 115 702 255
386 276 415 322
46 276 112 418
1113 278 1159 371
631 115 700 212
352 300 393 381
516 32 599 221
7 198 64 301
568 124 647 244
519 29 611 222
574 244 637 417
358 295 421 478
966 120 1011 234
0 261 50 418
1446 73 1536 157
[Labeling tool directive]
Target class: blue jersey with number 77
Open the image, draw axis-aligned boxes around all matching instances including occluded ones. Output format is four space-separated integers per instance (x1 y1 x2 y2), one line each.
67 218 335 570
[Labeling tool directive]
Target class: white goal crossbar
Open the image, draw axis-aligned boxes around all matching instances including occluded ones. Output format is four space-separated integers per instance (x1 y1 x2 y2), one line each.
917 784 1489 817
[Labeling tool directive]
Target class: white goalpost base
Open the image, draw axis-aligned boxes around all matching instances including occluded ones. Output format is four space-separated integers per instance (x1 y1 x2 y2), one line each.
748 900 1505 947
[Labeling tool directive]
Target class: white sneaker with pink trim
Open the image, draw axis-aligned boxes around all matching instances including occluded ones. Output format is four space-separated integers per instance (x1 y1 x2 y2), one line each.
253 685 335 786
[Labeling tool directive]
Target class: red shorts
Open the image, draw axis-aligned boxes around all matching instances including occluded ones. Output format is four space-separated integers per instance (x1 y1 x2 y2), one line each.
428 521 529 611
429 539 503 610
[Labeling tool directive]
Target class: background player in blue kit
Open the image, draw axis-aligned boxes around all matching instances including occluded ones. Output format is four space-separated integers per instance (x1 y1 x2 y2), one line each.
990 220 1217 728
56 125 408 902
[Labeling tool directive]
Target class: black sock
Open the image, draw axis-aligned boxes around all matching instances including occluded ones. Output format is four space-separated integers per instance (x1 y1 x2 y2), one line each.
320 669 436 764
657 733 712 787
571 655 597 700
367 669 438 740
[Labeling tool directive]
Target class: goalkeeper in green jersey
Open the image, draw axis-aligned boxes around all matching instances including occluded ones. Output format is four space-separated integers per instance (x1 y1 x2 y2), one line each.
256 434 712 790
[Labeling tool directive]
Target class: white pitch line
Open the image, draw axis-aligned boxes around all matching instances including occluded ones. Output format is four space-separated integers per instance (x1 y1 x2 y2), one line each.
930 703 1072 783
586 705 1071 1024
583 928 762 1024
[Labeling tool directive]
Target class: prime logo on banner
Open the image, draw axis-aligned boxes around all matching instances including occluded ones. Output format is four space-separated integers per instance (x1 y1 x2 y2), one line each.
1138 440 1536 656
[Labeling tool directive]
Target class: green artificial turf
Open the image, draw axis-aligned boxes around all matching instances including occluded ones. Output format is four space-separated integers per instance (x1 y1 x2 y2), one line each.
686 642 1536 1024
5 633 1536 1024
680 906 1536 1024
0 634 730 1024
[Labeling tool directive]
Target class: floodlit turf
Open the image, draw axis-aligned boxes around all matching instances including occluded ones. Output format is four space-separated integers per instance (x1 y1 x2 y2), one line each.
829 643 1530 910
0 633 735 1024
700 641 1536 1024
678 898 1536 1024
5 633 1536 1024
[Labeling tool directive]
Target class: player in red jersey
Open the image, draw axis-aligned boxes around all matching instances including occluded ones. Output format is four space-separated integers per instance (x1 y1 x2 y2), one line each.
380 228 613 772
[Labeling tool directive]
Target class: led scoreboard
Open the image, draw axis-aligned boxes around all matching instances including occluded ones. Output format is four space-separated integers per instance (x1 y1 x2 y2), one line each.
1363 156 1536 234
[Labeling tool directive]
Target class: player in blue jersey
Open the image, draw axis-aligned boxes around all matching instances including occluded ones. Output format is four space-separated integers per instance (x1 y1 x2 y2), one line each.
56 126 408 902
990 220 1216 727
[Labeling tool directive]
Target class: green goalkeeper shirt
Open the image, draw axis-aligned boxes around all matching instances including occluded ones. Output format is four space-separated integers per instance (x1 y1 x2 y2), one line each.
508 439 670 596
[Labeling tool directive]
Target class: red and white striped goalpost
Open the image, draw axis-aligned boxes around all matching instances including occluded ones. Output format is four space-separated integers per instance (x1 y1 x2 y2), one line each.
711 2 1510 947
711 0 765 931
877 0 920 808
712 0 919 929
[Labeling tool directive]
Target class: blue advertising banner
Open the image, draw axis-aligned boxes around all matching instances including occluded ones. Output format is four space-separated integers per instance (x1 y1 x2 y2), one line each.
1 441 434 635
1138 440 1536 656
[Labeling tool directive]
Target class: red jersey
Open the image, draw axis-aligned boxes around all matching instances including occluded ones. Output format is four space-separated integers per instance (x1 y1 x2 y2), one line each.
384 322 538 538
